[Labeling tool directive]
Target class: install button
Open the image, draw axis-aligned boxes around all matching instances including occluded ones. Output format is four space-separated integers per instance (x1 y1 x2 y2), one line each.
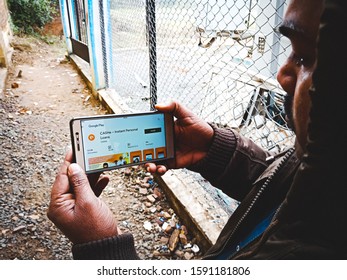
144 127 162 134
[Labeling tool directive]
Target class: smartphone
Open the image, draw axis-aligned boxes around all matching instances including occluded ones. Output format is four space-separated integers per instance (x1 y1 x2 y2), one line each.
70 111 175 174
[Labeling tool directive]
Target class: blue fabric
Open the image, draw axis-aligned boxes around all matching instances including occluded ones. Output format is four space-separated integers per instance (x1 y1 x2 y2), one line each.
216 209 276 259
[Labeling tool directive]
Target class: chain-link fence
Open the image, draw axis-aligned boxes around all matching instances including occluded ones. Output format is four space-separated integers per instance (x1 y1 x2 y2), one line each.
105 0 295 213
108 0 295 213
109 0 294 154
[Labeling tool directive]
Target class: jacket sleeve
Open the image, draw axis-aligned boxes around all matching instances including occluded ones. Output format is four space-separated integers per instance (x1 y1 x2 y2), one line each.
189 124 271 201
72 233 140 260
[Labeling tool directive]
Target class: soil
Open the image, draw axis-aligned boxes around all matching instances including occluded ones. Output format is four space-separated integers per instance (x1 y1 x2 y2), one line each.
0 35 202 260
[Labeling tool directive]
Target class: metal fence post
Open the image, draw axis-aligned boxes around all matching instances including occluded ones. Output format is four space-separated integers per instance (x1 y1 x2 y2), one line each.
146 0 157 111
84 0 113 91
60 0 74 54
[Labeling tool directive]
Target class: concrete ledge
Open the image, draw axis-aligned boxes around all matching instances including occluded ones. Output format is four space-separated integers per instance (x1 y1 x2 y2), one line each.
69 54 93 94
156 170 230 253
97 88 134 115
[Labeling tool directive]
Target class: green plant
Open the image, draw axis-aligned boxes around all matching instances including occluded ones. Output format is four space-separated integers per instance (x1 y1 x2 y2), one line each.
7 0 59 34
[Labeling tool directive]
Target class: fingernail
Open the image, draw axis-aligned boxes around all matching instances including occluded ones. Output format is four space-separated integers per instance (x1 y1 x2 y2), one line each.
69 163 82 174
65 145 72 153
155 103 166 108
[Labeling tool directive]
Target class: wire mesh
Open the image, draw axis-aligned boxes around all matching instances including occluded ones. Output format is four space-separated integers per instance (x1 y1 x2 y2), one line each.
107 0 295 213
108 0 294 151
109 0 151 110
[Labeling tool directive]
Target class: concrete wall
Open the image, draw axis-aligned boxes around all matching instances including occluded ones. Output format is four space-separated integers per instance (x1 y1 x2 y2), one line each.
0 0 13 68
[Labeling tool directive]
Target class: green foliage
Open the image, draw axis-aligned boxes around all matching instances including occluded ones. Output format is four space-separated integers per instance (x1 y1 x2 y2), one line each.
7 0 59 34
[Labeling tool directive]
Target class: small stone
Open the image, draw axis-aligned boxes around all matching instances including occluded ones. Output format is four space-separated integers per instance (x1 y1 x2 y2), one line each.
181 225 188 235
144 202 152 207
153 250 161 257
1 229 10 235
184 252 194 260
169 219 176 228
143 221 152 231
143 176 151 183
11 82 19 89
191 244 200 253
162 211 171 219
168 229 180 252
146 194 156 203
162 222 169 230
179 233 188 245
160 237 169 244
139 188 148 195
156 218 164 226
175 250 184 258
164 225 174 234
153 187 163 199
124 168 132 176
29 214 40 220
13 225 26 233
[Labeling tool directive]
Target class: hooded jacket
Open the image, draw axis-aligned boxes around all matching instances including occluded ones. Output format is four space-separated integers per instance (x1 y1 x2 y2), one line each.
205 0 347 259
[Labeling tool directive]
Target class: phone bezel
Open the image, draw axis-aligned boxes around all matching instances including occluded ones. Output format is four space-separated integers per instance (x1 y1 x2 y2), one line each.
70 111 175 174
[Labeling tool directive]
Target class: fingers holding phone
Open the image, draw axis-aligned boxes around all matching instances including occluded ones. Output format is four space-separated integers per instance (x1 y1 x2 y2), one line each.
155 101 214 170
64 147 109 196
48 153 119 244
145 162 168 175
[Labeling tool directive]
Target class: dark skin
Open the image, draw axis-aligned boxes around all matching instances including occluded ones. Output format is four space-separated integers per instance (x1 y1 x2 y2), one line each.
47 150 121 244
147 101 214 174
48 0 324 245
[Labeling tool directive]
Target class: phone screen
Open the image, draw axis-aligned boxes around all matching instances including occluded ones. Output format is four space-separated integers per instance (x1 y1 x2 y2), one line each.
74 112 173 173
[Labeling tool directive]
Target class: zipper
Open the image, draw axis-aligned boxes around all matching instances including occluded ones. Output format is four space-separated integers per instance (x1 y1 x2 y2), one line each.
232 218 281 260
203 147 295 260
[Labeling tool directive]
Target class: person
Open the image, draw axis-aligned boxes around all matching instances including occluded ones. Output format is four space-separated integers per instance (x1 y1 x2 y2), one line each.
47 0 347 259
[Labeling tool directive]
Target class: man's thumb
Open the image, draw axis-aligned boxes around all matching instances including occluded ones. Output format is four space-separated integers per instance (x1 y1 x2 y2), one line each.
68 163 91 197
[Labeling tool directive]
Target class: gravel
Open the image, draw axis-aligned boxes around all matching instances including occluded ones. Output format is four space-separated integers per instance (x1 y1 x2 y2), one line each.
0 35 202 260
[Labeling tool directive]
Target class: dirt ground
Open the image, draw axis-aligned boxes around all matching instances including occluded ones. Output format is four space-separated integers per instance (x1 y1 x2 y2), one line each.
0 35 202 260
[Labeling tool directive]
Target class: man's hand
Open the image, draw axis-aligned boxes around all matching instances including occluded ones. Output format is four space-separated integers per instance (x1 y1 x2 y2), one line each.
146 101 214 174
47 150 121 244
